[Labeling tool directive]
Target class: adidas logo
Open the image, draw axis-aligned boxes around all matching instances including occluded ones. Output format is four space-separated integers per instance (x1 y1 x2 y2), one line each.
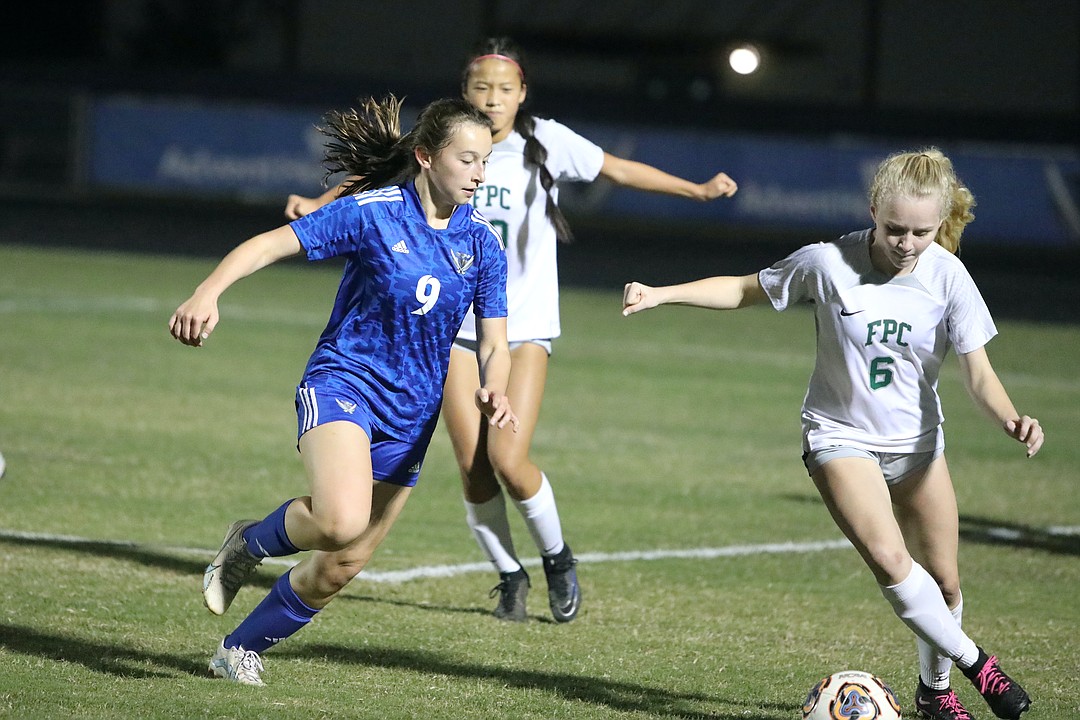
408 461 422 474
335 398 358 414
391 240 409 254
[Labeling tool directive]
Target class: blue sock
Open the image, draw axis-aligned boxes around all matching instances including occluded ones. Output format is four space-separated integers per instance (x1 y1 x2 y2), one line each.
242 499 301 558
224 570 318 654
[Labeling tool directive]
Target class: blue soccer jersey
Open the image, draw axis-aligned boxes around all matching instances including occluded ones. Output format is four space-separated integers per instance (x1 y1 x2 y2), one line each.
289 182 507 441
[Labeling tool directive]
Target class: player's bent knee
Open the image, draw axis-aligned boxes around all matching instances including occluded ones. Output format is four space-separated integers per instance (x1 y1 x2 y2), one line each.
935 577 962 607
462 464 500 493
312 516 371 551
863 544 911 582
319 562 363 594
488 450 531 485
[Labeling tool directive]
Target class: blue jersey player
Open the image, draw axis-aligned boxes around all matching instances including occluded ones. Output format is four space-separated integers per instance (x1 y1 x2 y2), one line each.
169 96 518 686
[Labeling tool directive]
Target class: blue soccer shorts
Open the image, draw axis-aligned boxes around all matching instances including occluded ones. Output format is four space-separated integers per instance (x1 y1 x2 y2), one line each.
295 378 434 487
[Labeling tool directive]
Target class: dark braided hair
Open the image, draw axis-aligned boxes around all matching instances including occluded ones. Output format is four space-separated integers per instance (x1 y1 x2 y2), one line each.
319 94 492 195
462 37 575 243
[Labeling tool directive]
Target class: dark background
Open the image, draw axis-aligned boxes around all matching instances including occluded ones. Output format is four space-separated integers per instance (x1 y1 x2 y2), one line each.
1 0 1078 320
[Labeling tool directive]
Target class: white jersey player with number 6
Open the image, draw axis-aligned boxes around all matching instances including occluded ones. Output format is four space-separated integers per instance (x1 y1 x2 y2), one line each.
623 148 1040 720
759 228 998 455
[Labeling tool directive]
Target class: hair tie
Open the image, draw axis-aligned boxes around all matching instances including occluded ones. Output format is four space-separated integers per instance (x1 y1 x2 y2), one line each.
469 53 524 80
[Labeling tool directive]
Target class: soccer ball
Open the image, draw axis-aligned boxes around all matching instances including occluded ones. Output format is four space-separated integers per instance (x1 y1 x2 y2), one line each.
801 670 902 719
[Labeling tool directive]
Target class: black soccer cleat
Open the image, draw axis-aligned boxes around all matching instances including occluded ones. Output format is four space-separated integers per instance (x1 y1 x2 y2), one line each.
542 543 581 623
962 648 1032 720
489 567 530 622
915 679 974 720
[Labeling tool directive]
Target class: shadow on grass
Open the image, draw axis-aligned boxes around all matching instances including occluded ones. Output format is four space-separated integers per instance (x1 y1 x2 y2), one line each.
783 493 1080 556
0 533 281 592
286 642 793 720
957 515 1080 556
0 623 201 679
336 591 559 624
0 612 791 718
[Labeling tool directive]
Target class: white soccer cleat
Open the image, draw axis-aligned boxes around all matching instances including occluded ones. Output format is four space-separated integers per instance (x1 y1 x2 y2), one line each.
208 641 265 686
202 519 261 615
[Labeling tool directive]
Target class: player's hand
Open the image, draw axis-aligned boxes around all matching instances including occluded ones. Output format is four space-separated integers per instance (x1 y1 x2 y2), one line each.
1004 415 1044 457
622 281 660 316
698 171 738 200
169 293 220 347
284 194 319 220
475 388 519 432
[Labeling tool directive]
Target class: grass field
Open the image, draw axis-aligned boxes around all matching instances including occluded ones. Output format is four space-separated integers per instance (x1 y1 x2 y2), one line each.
0 243 1077 719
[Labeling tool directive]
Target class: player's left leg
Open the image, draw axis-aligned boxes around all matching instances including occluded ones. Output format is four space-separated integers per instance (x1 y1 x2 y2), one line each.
813 456 983 717
892 456 1030 720
890 455 969 718
891 455 962 691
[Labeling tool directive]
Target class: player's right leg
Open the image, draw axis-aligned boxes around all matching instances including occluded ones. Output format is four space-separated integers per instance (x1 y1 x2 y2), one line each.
292 480 413 607
443 346 530 620
488 342 580 623
810 455 911 586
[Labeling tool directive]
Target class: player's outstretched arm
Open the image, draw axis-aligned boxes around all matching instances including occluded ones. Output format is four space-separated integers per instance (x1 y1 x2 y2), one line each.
599 153 737 200
622 273 767 316
957 346 1044 457
169 225 302 347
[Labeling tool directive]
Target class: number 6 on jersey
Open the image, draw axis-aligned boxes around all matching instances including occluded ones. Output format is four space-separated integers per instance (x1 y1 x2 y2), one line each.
411 274 442 315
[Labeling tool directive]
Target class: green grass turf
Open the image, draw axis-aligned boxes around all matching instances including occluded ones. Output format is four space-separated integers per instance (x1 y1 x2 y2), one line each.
1 244 1077 719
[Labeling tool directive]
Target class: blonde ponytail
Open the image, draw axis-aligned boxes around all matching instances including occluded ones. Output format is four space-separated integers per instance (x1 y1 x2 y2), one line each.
868 148 975 254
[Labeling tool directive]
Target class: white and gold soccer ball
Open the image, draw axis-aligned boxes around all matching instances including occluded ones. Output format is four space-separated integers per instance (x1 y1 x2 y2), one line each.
801 670 902 719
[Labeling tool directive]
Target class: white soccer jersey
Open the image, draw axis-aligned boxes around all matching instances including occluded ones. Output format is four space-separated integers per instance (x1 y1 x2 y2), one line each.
758 229 997 453
457 117 605 342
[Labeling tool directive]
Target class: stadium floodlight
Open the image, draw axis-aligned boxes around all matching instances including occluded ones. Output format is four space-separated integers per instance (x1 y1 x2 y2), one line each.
728 43 761 75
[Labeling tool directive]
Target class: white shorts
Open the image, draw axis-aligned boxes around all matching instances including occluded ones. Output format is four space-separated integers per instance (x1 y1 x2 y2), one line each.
451 337 552 355
802 446 943 485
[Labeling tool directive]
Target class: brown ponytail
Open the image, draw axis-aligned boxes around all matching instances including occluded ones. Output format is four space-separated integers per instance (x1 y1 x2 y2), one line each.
319 95 492 196
319 95 414 194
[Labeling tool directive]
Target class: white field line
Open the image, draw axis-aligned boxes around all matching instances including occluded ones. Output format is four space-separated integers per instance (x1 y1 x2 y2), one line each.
3 527 1079 585
0 528 854 583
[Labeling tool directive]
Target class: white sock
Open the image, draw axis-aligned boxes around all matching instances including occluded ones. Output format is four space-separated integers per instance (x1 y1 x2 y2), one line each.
881 562 979 669
918 592 963 690
464 490 521 574
511 473 564 557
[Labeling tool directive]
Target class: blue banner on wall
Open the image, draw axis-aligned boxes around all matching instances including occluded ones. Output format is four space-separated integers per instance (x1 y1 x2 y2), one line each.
87 95 329 197
86 95 1080 246
561 123 1080 246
